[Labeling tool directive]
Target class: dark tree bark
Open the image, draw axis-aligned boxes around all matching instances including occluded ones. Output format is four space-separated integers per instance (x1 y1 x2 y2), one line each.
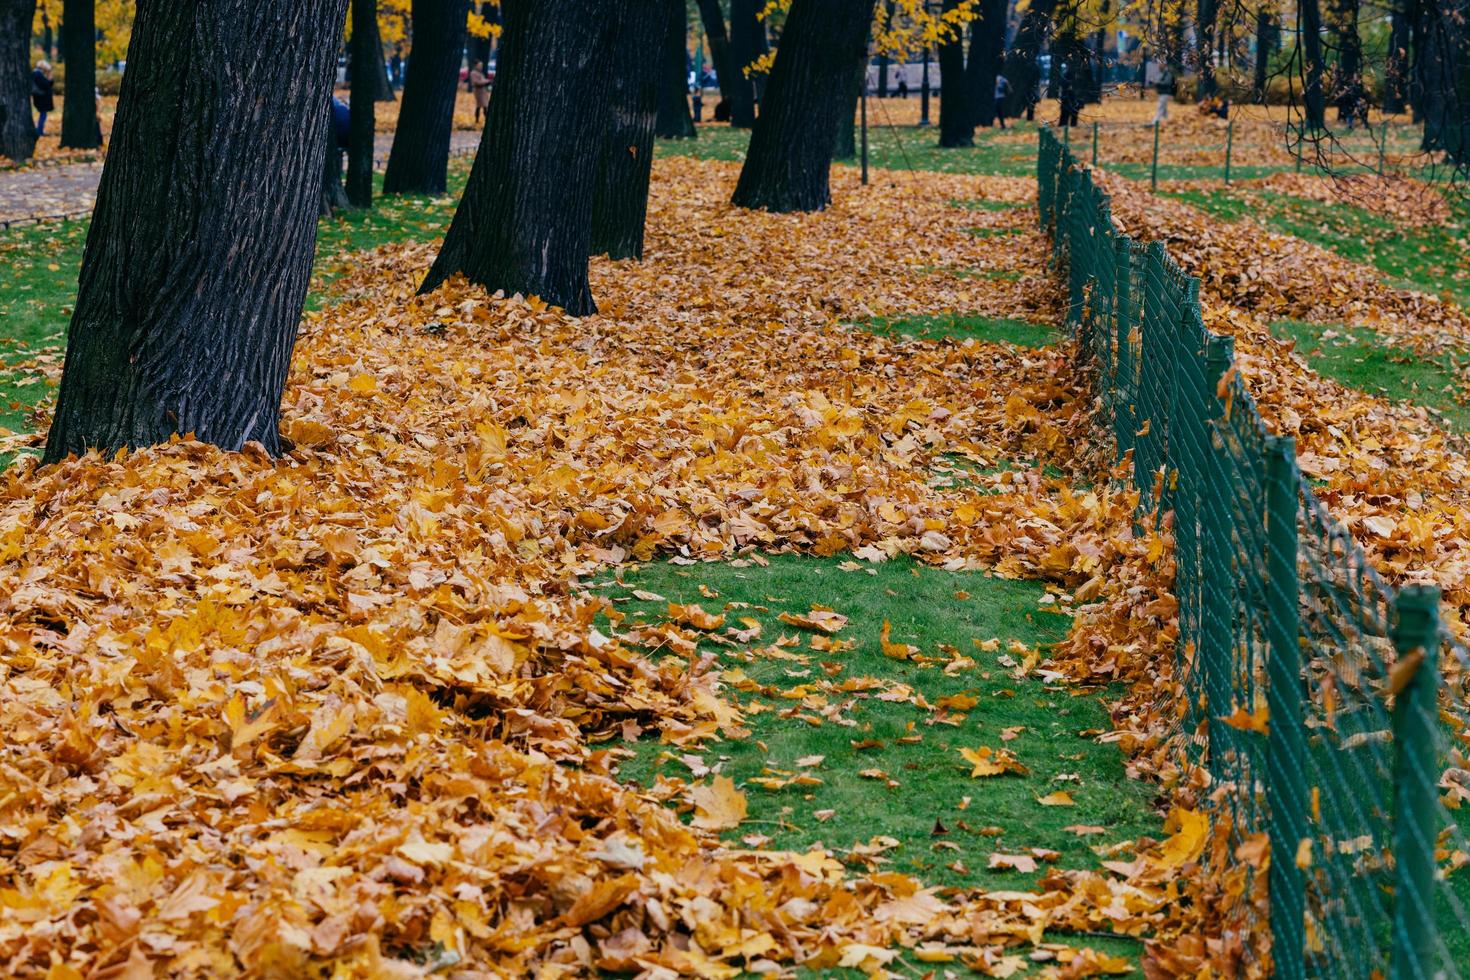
938 0 972 146
1331 0 1366 124
731 0 874 213
1003 0 1059 117
347 0 377 206
655 0 696 138
1195 0 1218 98
370 9 396 101
1420 0 1470 161
40 6 53 61
420 0 625 315
60 0 99 149
1385 0 1412 113
383 0 469 195
695 0 741 112
44 0 348 464
876 0 895 95
1299 0 1327 129
967 0 1007 127
0 0 37 163
729 0 766 126
834 19 872 160
470 2 494 77
592 0 662 259
1252 10 1274 104
322 134 350 216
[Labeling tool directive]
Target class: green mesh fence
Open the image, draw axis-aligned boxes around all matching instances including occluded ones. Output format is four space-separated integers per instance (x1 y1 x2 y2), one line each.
1038 126 1470 979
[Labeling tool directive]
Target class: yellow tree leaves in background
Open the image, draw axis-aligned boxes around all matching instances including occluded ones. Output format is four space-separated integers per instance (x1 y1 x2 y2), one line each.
31 0 133 67
743 0 979 76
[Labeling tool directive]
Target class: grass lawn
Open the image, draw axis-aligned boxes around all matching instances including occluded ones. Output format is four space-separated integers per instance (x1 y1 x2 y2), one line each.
862 313 1060 349
0 162 472 466
1164 188 1470 309
1271 319 1470 433
598 553 1163 974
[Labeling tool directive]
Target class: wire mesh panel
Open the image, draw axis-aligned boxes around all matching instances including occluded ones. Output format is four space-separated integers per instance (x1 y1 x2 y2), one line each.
1036 125 1470 980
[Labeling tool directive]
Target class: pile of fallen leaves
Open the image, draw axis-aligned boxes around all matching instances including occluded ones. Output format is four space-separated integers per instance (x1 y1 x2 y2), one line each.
0 159 1238 976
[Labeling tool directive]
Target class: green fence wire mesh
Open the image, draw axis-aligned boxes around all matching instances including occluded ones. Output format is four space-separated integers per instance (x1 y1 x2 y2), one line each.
1037 126 1470 979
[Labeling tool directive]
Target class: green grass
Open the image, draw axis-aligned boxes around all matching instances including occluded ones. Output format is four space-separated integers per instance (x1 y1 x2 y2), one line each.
862 313 1060 349
599 554 1163 913
1271 319 1470 433
1164 188 1470 309
0 161 472 466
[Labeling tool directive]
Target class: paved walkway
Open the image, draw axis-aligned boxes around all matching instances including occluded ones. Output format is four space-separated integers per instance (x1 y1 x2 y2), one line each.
0 131 481 228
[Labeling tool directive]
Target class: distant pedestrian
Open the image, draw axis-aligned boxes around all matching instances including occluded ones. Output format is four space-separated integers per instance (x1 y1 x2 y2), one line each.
994 72 1011 128
1057 64 1080 128
31 61 55 137
94 87 104 146
390 45 403 89
469 60 491 124
331 96 351 151
1150 66 1174 124
896 75 910 99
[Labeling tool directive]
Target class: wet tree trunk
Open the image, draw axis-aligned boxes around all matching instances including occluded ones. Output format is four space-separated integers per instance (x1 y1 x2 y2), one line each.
729 0 765 126
60 0 99 149
938 0 973 146
655 0 696 138
383 0 469 195
420 0 624 315
0 0 37 163
967 0 1007 127
347 0 377 206
1299 0 1327 129
1332 0 1365 124
731 0 874 213
695 0 739 111
44 0 348 464
1003 0 1059 117
1252 10 1275 104
1196 0 1218 98
592 0 662 259
1385 0 1412 113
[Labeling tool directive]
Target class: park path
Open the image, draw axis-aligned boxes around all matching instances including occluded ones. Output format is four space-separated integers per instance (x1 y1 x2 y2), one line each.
0 131 482 228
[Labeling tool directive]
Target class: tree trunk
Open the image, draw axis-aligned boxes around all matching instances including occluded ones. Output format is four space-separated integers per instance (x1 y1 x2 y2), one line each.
833 20 871 160
967 0 1007 127
1196 0 1218 98
420 0 624 315
1420 0 1470 161
1252 10 1273 103
592 0 661 259
1385 0 1412 113
1331 0 1365 124
383 0 468 195
0 0 37 163
370 8 396 101
655 0 696 138
347 0 377 206
877 0 894 95
729 0 765 127
1299 0 1327 129
694 0 740 111
938 0 972 146
1003 0 1059 117
731 0 874 213
470 1 494 77
60 0 98 149
44 0 348 464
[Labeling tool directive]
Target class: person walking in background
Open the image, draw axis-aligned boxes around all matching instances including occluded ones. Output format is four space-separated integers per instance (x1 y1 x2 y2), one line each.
31 61 55 137
390 45 403 89
1057 63 1080 128
469 61 491 125
994 72 1011 129
1150 65 1174 124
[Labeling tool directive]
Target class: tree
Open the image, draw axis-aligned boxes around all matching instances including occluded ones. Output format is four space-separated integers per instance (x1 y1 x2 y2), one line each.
731 0 874 214
938 0 972 146
420 0 625 315
834 21 872 159
1252 10 1276 104
592 0 663 259
60 0 99 149
1195 0 1219 98
0 0 37 163
1384 0 1412 113
655 0 696 138
44 0 348 464
728 0 767 127
1299 0 1327 129
382 0 468 195
694 0 748 120
1329 0 1366 124
347 0 378 207
1419 0 1469 161
1003 0 1059 117
966 0 1006 127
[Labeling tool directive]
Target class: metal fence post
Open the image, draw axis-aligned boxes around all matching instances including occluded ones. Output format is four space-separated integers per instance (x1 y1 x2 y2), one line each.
1112 237 1135 462
1199 332 1235 758
1224 119 1234 185
1092 120 1099 167
1264 435 1306 980
1389 585 1442 980
1151 120 1161 193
